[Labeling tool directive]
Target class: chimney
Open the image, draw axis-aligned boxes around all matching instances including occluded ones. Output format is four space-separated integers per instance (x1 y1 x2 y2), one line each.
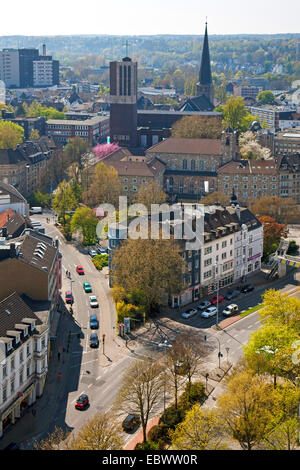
2 227 7 238
42 44 46 56
235 204 241 220
10 243 16 258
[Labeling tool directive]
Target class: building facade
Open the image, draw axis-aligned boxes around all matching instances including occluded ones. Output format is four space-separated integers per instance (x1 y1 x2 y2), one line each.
0 292 49 438
46 116 109 146
110 57 138 148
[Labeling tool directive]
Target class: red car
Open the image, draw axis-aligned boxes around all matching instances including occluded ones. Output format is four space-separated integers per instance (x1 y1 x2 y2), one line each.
210 295 224 305
76 265 85 275
65 290 73 304
75 394 89 410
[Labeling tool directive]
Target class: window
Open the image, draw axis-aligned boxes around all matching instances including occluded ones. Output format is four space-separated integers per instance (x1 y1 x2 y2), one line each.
19 350 23 363
123 178 128 183
3 385 7 402
27 344 30 357
183 159 187 170
3 364 7 378
204 258 212 267
191 160 195 171
204 270 212 279
222 252 227 260
222 241 227 248
11 357 15 370
204 246 212 255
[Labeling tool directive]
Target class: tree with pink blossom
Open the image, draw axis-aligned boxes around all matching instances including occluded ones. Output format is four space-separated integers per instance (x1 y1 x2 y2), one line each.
93 142 120 160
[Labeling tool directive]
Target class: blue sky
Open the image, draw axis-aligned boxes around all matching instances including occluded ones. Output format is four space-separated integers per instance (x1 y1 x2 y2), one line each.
1 0 300 36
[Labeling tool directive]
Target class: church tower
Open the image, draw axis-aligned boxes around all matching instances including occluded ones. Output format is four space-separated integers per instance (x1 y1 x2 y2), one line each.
109 56 138 148
196 23 214 105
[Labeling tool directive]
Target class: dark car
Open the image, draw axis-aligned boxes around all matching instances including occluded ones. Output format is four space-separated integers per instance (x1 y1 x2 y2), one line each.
75 394 89 410
89 313 99 329
225 289 240 301
241 284 254 293
122 414 140 432
89 333 99 348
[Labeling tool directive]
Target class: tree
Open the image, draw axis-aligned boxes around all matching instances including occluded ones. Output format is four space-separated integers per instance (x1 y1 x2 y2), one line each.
258 216 287 258
170 405 228 450
94 142 120 160
239 131 271 160
30 190 51 208
134 180 167 209
249 196 300 224
24 101 65 120
82 161 121 207
171 116 222 139
217 370 276 450
0 121 24 149
261 383 300 450
113 359 164 443
52 180 78 226
29 129 40 140
34 426 69 450
244 323 300 386
216 96 258 132
201 191 229 206
112 238 185 315
67 412 123 450
257 90 275 105
184 77 198 96
63 136 91 180
259 289 300 334
70 207 98 245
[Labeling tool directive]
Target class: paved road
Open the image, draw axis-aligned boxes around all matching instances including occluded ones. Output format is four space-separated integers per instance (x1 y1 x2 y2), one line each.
4 212 298 448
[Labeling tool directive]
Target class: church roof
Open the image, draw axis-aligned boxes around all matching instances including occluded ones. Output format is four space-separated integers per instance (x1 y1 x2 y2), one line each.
199 23 212 86
178 94 214 112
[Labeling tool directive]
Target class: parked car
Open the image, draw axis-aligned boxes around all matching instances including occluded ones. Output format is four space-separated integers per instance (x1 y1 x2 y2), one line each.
241 284 254 293
181 308 198 319
65 290 73 304
223 304 239 316
75 394 89 410
201 306 217 318
89 295 99 308
89 314 99 329
197 300 211 311
76 265 85 275
89 333 99 348
210 295 224 305
97 246 107 255
225 289 240 300
122 414 141 432
29 206 42 214
83 282 92 293
88 248 98 257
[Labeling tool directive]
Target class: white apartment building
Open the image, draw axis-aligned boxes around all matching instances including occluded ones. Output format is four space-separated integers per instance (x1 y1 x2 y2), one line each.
33 60 53 87
0 50 20 88
199 202 263 298
0 293 49 438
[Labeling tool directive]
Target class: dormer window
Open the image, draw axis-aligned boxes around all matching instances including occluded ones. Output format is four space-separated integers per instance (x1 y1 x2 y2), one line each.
7 342 12 352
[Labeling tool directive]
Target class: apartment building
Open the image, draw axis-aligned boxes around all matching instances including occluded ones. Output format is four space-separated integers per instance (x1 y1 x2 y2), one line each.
217 159 278 204
274 131 300 155
0 47 59 89
0 182 28 217
0 292 49 438
277 154 300 203
0 234 62 309
46 115 110 145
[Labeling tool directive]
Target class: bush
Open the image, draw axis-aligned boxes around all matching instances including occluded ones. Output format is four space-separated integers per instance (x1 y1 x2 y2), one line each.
159 405 185 429
179 382 206 410
135 440 159 450
147 423 170 448
92 254 108 270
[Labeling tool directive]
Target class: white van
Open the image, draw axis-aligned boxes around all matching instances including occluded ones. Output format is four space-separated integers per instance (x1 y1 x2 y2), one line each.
29 207 42 214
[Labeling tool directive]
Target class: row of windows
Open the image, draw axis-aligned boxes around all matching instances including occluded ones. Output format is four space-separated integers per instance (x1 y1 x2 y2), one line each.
224 175 277 182
225 183 277 190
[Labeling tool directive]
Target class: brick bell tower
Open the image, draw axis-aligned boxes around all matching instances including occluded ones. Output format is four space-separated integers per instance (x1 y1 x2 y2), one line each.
109 56 138 148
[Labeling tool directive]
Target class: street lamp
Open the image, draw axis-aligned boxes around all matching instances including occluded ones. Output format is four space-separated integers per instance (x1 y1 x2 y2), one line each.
204 333 223 369
158 340 172 421
213 263 222 328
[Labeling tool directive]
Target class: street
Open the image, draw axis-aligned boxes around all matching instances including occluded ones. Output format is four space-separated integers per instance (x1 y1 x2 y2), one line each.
1 211 299 449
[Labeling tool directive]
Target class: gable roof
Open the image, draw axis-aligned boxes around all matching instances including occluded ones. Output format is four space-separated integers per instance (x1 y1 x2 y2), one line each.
0 182 27 204
147 137 222 155
0 292 42 338
218 159 277 175
177 95 214 112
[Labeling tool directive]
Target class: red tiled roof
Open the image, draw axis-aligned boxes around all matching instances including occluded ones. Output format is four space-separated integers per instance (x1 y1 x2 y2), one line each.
147 137 222 155
218 159 277 175
0 209 14 229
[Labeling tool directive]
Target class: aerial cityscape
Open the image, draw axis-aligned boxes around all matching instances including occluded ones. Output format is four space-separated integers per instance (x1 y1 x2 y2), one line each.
0 0 299 458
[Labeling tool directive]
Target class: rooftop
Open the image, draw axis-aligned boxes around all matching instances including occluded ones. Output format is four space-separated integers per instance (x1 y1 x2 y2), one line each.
147 137 222 155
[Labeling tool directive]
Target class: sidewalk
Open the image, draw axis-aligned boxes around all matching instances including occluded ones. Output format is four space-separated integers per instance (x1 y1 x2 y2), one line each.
124 416 160 450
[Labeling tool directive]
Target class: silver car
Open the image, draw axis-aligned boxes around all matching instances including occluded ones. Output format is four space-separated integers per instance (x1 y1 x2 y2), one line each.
181 308 198 319
201 306 217 318
89 295 99 308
